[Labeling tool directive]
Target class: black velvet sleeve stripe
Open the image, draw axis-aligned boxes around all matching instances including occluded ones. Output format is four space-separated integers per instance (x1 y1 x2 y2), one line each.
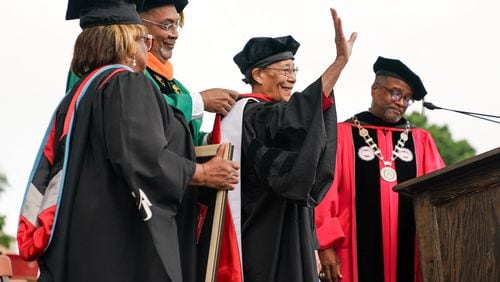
278 152 298 175
248 139 294 185
247 137 301 196
246 138 262 174
259 147 281 183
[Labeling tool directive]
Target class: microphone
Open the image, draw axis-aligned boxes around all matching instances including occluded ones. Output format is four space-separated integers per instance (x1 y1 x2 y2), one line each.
422 102 441 110
423 102 500 124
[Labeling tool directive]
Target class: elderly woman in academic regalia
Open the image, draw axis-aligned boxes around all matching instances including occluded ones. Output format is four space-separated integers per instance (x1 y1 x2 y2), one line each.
212 8 357 282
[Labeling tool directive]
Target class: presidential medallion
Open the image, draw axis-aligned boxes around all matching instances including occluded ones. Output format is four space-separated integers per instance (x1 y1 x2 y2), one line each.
358 146 375 161
380 167 397 182
398 148 414 162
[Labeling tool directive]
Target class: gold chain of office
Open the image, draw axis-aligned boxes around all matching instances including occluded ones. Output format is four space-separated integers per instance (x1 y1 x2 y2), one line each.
352 115 410 182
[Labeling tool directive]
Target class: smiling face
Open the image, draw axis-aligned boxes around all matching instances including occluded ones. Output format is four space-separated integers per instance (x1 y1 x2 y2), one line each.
250 59 297 101
369 75 414 123
140 5 180 63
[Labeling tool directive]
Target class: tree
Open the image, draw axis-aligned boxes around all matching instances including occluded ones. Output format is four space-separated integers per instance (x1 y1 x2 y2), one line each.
0 171 13 248
406 112 476 165
0 172 6 194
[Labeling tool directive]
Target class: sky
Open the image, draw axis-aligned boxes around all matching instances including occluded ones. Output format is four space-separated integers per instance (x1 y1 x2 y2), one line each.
1 0 499 239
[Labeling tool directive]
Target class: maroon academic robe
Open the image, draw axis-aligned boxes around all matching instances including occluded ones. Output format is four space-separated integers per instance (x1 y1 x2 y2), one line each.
315 112 445 282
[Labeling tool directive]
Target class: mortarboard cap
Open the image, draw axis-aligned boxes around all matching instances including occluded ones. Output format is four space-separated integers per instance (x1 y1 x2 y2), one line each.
141 0 189 13
66 0 144 29
233 35 300 81
373 56 427 101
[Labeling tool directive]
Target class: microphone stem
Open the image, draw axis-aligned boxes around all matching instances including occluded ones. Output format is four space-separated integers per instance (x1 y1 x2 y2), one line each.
465 114 500 124
442 108 500 124
423 102 500 124
440 107 500 119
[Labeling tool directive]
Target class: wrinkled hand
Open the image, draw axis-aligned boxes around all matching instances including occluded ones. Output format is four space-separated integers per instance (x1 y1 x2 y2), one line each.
200 88 238 115
331 8 357 63
319 247 342 282
201 144 240 189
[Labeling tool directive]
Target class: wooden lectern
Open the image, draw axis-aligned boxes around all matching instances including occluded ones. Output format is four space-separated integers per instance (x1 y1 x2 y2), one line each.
393 147 499 282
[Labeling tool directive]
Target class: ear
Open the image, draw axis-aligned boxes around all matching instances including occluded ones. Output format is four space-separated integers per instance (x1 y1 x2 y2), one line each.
370 83 378 98
120 56 133 67
251 68 264 85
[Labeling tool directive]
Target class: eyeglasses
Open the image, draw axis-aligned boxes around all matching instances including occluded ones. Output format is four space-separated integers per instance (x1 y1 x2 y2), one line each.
379 85 414 106
138 34 154 51
141 18 181 32
263 66 299 77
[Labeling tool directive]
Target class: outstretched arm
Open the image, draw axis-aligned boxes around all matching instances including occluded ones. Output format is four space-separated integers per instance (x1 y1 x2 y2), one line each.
321 8 357 95
200 88 239 115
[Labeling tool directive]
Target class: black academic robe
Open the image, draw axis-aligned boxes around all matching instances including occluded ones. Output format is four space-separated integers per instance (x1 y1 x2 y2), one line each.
240 78 337 282
37 68 198 282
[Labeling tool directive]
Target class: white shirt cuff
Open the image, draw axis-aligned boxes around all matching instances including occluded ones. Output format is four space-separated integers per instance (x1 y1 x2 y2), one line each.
201 133 209 145
191 91 204 120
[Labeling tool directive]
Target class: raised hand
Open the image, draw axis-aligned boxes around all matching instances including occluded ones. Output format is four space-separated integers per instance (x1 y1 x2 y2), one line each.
321 8 358 95
331 8 357 62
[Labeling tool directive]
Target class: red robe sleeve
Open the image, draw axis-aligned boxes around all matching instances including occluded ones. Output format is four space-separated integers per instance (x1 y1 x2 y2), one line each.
322 92 334 111
412 128 445 176
315 165 345 249
315 123 352 249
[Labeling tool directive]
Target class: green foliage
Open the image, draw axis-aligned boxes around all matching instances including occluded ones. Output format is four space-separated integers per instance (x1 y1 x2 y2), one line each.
0 215 13 248
0 172 6 194
406 112 476 165
0 171 13 248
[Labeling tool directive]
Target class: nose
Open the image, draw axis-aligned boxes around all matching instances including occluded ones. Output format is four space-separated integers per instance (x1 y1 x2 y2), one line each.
167 28 179 39
286 73 296 83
